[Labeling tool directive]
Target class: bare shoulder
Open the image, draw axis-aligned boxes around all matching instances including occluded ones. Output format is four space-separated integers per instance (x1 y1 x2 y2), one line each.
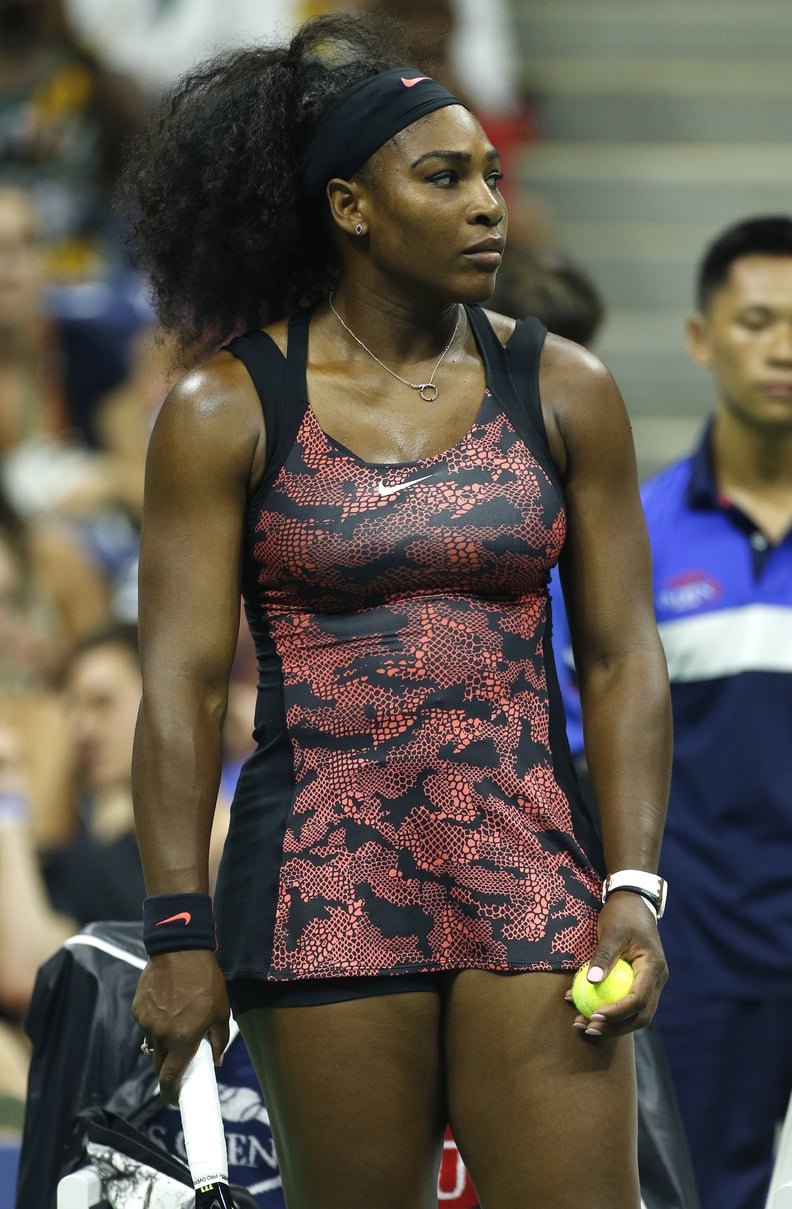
540 334 635 485
160 348 260 427
153 348 266 478
538 331 627 440
539 332 614 397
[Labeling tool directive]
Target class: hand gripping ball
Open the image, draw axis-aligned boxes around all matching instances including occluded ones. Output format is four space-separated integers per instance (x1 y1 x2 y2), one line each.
572 958 635 1018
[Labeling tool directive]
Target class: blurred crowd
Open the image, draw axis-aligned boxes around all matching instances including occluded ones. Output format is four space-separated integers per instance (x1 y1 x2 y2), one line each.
0 0 550 1128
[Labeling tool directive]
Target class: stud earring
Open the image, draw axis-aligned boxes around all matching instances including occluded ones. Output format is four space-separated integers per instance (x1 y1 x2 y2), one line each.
355 223 364 236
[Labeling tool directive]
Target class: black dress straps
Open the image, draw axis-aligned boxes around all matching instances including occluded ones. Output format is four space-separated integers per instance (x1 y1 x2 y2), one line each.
228 304 553 493
464 306 556 488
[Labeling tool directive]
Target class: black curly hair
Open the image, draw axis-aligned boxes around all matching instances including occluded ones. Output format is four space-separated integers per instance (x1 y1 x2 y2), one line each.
116 13 410 359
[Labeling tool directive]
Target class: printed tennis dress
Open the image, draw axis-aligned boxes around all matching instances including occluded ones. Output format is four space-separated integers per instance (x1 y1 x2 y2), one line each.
213 307 604 984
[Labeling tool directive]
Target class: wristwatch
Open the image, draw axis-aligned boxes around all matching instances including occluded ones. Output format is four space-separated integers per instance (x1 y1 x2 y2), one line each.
602 869 667 919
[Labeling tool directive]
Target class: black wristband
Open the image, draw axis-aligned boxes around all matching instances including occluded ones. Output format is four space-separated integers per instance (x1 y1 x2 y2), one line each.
143 893 217 956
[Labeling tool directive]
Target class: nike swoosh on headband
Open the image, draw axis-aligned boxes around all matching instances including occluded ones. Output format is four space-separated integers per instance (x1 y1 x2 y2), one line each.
401 76 431 88
156 911 192 926
377 474 435 496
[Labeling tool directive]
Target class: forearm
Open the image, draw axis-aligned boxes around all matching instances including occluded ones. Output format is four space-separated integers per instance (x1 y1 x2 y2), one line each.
132 689 227 896
0 812 75 1014
578 643 672 874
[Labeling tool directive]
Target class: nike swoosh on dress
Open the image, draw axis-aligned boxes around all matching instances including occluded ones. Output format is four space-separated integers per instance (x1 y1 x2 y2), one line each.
377 474 435 497
401 76 431 87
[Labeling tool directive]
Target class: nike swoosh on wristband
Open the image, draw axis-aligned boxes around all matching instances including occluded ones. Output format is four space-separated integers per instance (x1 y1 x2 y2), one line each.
377 474 435 496
156 911 192 926
401 76 431 87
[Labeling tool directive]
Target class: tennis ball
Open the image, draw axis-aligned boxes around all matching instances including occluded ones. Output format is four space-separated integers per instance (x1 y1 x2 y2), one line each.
572 958 635 1019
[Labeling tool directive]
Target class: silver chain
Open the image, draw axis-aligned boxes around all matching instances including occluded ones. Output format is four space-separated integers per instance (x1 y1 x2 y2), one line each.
328 293 461 402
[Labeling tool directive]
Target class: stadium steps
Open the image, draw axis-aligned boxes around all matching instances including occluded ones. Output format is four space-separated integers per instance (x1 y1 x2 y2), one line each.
512 1 792 475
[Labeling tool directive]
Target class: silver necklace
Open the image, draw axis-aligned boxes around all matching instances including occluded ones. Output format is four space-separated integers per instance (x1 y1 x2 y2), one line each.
328 293 461 402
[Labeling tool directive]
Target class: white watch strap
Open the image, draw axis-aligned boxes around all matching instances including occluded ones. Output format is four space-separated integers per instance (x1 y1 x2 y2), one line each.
614 890 658 921
602 869 667 919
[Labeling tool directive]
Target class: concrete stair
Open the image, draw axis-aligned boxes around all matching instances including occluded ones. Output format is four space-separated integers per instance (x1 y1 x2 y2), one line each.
512 1 792 475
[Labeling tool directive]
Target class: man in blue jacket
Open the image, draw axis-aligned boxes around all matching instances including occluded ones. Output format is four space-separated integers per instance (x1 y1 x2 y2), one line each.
553 215 792 1209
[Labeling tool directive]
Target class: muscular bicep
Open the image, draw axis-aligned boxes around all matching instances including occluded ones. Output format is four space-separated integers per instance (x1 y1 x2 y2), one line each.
542 339 656 677
137 356 263 701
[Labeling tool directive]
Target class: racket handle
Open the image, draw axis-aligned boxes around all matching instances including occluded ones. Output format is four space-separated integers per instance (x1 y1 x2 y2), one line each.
178 1037 230 1190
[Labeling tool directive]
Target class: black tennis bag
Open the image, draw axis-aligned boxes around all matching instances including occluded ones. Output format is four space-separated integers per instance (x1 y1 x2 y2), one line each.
15 922 277 1208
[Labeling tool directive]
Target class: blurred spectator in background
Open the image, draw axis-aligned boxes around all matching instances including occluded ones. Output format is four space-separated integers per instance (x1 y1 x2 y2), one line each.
0 0 150 278
0 721 73 1013
0 718 73 1121
0 183 152 621
42 622 231 926
0 184 65 453
63 0 298 98
0 182 140 466
85 322 176 619
0 0 149 275
0 479 108 682
0 509 85 847
89 324 175 527
41 623 147 927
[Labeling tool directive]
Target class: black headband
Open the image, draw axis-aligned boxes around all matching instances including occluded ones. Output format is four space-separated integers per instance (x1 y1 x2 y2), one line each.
301 67 465 201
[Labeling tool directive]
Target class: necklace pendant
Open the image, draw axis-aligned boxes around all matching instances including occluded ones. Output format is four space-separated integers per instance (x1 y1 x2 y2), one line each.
328 292 458 405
